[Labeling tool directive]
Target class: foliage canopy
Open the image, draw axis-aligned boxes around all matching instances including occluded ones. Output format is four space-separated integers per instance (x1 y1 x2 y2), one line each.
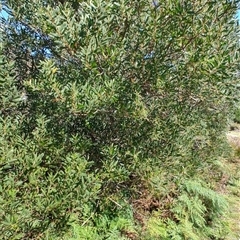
0 0 239 239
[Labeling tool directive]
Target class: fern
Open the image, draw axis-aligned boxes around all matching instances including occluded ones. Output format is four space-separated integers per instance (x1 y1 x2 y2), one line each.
166 220 184 240
184 180 228 215
173 194 206 228
143 212 168 240
170 180 228 239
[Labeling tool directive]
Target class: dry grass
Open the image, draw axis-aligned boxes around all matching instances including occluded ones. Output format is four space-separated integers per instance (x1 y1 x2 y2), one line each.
223 126 240 239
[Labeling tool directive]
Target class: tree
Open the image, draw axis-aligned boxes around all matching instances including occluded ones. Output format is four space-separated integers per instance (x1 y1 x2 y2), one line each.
0 0 239 239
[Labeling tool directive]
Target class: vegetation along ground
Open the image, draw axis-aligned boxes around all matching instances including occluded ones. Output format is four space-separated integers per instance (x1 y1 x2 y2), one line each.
224 125 240 240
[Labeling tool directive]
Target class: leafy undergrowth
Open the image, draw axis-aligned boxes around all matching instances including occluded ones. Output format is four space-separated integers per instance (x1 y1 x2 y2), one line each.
60 165 232 240
59 131 240 240
1 1 239 239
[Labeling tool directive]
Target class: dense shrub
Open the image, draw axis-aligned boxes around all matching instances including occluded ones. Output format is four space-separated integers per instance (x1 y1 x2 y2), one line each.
0 0 239 239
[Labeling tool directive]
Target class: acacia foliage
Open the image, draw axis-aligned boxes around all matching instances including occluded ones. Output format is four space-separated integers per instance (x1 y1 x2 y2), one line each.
0 0 239 239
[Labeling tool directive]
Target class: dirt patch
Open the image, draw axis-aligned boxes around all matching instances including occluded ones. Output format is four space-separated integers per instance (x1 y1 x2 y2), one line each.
227 131 240 148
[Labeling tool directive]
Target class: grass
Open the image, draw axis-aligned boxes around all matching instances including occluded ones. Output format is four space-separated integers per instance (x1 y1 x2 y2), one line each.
223 126 240 239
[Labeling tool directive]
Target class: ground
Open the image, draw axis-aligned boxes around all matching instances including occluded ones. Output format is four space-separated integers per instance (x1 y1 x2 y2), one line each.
224 125 240 239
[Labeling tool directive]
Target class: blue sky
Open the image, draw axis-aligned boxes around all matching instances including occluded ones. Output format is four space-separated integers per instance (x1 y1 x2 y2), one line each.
0 8 8 20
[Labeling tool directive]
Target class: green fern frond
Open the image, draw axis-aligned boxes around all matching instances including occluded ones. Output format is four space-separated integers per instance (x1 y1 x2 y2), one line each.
166 220 184 240
145 214 168 239
173 194 206 228
169 179 229 239
180 219 201 240
184 180 228 213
